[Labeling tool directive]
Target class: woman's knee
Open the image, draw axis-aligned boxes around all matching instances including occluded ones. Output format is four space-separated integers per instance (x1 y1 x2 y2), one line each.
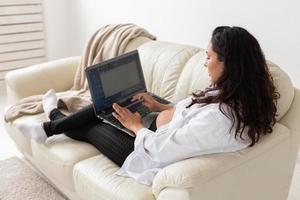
65 129 87 141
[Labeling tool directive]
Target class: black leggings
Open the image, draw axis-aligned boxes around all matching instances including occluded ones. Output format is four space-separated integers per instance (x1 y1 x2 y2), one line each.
43 104 157 166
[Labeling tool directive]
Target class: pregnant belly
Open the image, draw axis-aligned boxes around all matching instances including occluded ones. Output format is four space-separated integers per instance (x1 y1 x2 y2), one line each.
156 107 175 128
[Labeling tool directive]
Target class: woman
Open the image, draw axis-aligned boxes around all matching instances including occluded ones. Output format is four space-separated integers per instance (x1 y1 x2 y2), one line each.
16 26 279 185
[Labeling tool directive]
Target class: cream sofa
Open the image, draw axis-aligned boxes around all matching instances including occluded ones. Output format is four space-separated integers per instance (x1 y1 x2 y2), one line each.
3 36 300 200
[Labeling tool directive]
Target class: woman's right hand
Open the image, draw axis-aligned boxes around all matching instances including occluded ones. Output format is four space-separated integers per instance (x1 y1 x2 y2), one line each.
131 93 164 112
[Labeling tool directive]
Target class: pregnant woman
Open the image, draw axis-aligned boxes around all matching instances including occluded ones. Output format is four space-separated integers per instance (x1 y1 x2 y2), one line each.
16 26 279 185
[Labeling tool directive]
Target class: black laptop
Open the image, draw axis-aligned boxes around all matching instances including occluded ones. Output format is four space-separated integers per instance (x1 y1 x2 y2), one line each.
85 50 171 137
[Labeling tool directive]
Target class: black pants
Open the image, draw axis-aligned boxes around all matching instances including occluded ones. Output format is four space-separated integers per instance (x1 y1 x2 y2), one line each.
43 104 157 167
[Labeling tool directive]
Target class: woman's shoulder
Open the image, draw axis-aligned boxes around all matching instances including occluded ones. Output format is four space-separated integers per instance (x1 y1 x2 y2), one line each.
175 96 193 108
196 102 228 110
197 103 233 121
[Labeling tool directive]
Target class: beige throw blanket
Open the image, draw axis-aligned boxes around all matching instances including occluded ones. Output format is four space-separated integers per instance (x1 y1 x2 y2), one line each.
4 23 156 122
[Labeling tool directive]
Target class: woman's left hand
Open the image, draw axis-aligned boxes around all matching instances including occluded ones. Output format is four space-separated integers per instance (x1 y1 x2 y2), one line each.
112 103 144 134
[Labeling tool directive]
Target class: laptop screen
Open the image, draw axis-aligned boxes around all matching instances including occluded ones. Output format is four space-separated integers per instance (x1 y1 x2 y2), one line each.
100 59 140 97
85 50 147 115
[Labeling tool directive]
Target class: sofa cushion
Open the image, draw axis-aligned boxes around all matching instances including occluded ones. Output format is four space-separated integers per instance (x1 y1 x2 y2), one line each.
31 134 99 191
173 50 209 103
138 41 199 101
124 36 153 53
74 155 155 200
5 112 100 190
267 61 294 120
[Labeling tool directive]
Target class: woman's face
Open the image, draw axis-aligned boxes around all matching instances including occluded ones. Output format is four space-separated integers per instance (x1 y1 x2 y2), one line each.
204 42 224 84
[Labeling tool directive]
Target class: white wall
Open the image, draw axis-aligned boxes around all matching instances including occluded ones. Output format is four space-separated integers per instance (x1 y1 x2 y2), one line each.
44 0 300 87
43 0 70 60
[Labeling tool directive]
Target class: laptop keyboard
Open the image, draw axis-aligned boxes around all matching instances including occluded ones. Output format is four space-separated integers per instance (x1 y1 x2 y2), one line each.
106 115 124 128
129 103 151 117
104 94 170 129
105 103 151 129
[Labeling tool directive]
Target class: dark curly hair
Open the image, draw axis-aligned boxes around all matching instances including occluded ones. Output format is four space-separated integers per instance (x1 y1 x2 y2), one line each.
186 26 280 147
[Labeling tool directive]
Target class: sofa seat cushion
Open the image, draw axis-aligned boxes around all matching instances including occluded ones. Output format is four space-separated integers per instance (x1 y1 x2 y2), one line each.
31 132 100 191
5 112 100 190
74 155 155 200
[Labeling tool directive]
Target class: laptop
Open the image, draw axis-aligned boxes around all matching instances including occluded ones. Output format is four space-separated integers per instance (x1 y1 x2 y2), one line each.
85 50 172 137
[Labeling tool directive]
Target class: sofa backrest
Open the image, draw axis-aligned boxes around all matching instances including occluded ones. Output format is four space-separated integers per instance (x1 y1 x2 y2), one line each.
137 40 294 121
138 41 199 100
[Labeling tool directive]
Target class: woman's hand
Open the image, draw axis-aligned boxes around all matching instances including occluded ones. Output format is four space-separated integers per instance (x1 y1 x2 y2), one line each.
112 103 144 134
131 93 165 112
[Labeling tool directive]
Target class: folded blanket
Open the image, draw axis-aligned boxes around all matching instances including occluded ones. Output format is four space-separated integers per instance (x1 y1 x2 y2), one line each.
4 23 156 122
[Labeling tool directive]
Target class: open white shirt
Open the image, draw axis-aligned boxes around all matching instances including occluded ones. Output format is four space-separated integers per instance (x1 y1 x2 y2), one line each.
115 91 250 185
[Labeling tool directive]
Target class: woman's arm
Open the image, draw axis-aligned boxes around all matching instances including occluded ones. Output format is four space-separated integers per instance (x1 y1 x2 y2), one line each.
112 101 174 134
134 107 247 163
157 103 174 112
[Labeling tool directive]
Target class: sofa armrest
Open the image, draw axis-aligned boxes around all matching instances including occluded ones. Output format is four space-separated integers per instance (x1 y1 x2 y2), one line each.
152 152 244 198
5 56 80 103
152 123 291 200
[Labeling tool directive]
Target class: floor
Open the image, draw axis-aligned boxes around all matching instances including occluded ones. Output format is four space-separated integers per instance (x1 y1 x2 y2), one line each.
0 80 299 199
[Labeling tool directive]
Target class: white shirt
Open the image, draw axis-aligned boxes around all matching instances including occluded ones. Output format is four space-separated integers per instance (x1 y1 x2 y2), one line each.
115 91 250 185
